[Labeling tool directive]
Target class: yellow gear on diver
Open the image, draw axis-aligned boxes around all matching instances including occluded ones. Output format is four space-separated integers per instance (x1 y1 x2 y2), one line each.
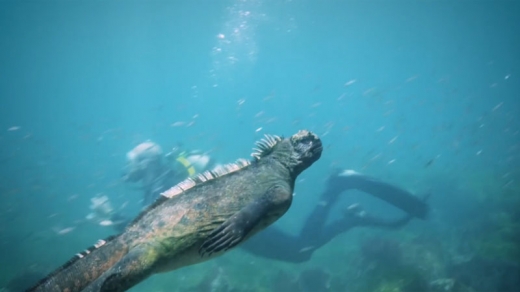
175 154 197 176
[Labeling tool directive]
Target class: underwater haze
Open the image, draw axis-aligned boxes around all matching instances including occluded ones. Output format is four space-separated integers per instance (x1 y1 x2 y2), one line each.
0 1 519 292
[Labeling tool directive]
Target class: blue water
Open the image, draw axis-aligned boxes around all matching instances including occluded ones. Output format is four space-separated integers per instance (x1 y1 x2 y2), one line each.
1 1 519 291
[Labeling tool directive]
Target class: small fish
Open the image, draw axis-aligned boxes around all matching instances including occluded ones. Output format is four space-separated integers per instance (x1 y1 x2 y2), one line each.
384 109 394 116
425 154 441 168
99 220 114 226
171 121 186 127
317 200 328 206
503 180 513 188
7 126 21 131
370 153 382 161
492 102 503 112
406 75 418 82
67 194 79 201
120 201 129 209
56 227 75 235
347 203 360 211
299 246 315 253
344 79 357 87
363 88 376 96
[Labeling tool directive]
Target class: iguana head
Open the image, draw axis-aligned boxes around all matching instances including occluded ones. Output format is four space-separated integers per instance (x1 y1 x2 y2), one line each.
288 130 323 175
252 130 322 176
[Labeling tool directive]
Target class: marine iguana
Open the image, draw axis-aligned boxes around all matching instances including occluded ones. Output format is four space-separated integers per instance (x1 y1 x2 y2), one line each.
27 130 323 292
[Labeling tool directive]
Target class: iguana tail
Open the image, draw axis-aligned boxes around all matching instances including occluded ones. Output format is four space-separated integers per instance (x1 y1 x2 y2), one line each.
26 235 129 292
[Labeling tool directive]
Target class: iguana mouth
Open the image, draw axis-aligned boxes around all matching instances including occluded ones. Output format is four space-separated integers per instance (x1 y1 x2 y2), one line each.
311 140 323 156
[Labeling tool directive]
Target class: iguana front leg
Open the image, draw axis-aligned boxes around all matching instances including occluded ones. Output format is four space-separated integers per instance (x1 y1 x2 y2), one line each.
199 185 291 257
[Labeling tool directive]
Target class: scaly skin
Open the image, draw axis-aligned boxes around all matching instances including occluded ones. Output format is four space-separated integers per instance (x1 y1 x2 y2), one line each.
27 130 322 292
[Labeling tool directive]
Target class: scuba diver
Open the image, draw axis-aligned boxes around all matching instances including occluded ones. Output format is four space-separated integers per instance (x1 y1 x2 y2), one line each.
98 142 429 264
121 140 215 206
241 169 429 263
86 141 215 229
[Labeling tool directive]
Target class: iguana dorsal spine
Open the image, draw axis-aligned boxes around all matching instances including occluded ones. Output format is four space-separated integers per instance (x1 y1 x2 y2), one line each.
127 134 283 228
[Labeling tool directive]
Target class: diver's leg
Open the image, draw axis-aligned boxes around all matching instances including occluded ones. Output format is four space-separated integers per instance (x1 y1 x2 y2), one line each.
240 227 312 263
298 171 357 240
337 170 429 219
298 168 426 239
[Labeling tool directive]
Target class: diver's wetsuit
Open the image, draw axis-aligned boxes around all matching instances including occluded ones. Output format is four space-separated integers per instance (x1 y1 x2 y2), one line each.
123 159 185 207
141 167 182 206
240 170 428 263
